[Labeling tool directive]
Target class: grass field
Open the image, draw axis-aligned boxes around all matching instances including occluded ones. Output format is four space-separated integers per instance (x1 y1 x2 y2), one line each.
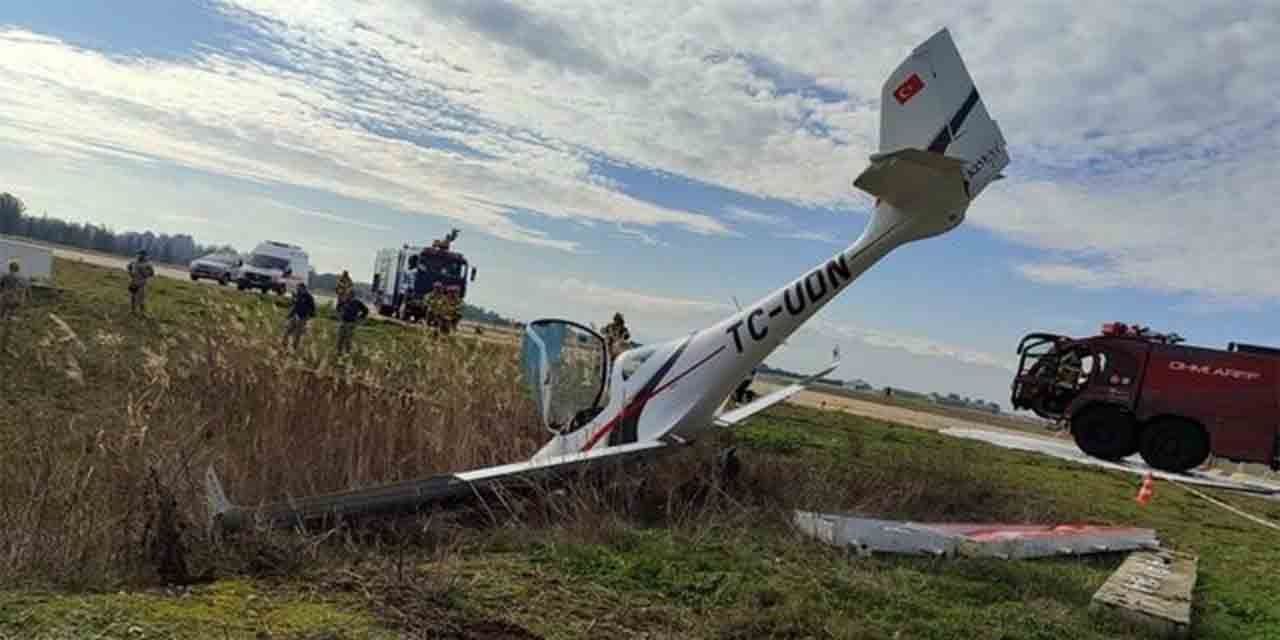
757 374 1053 436
2 259 1279 639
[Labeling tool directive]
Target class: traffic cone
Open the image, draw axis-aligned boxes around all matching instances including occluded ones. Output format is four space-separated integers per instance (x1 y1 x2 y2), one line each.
1135 472 1155 505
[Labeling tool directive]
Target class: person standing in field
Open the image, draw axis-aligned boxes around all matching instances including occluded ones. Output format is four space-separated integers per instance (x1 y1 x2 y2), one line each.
335 270 354 304
603 312 631 359
126 250 155 317
0 260 30 357
335 294 369 355
282 282 316 350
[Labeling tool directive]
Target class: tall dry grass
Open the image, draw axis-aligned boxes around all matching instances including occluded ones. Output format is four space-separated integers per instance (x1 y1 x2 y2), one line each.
0 297 544 588
0 291 1052 590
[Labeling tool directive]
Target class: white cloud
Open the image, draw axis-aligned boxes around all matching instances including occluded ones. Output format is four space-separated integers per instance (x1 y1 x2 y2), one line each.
213 1 1279 303
807 319 1014 372
252 199 393 233
539 277 733 318
980 125 1280 301
776 230 839 244
4 2 1278 301
725 206 785 226
158 213 214 226
0 25 733 254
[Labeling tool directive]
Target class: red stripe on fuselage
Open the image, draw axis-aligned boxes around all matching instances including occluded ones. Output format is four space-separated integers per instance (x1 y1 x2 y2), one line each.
579 345 726 452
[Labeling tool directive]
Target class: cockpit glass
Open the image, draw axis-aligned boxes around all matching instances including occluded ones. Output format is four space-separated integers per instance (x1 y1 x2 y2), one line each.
520 320 608 432
617 345 657 381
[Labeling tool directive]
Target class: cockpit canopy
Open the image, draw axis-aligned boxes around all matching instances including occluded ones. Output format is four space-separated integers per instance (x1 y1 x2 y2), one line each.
616 344 657 381
520 319 610 434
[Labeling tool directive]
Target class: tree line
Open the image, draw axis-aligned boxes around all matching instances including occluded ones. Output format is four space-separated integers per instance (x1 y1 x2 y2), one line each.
0 192 236 266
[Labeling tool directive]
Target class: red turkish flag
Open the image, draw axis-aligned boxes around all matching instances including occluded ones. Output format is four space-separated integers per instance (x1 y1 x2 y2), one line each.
894 73 924 104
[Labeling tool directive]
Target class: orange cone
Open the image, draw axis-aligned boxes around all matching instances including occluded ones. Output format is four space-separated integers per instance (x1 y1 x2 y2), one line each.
1135 472 1155 505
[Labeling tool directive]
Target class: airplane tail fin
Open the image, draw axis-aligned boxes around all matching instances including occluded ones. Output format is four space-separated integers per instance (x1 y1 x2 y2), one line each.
867 28 1009 205
852 28 1009 244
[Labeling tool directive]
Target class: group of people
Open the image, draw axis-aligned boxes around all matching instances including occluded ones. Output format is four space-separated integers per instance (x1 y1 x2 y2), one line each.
121 250 371 356
282 269 368 355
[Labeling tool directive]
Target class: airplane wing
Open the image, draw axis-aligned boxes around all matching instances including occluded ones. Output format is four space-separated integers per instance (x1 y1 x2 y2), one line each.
715 360 840 427
209 360 841 532
206 439 672 532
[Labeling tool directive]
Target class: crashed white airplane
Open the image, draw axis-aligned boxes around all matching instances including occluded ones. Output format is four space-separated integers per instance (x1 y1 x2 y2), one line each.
206 27 1010 532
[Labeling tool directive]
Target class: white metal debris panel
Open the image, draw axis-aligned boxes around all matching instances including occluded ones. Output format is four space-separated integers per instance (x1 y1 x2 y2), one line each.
793 511 1159 559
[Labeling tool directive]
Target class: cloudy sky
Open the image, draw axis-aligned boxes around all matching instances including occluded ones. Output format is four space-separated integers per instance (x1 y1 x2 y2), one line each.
3 1 1278 410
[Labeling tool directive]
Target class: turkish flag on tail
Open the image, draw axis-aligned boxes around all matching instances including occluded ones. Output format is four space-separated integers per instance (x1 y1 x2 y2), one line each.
894 73 925 104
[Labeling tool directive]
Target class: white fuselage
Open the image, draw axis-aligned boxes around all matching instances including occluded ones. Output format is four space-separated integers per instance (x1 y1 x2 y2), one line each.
530 26 1009 463
532 200 962 460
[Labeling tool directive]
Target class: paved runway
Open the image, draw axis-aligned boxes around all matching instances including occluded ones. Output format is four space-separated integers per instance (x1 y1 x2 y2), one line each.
940 427 1280 495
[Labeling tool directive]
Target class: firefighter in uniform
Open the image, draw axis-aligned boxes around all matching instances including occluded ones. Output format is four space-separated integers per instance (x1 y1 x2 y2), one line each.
445 289 463 331
1055 350 1084 390
126 250 155 317
336 295 369 355
603 312 630 359
1 260 30 358
282 282 316 350
426 282 449 334
335 270 354 304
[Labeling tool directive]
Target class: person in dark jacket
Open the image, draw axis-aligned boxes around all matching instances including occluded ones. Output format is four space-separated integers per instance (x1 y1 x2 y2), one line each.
282 282 316 350
335 295 369 355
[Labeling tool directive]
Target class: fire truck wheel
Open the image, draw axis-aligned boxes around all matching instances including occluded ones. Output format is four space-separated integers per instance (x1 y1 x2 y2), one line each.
1139 418 1209 473
1071 405 1138 460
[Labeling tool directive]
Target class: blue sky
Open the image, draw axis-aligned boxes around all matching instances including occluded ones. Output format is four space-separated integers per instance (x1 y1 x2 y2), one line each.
2 1 1279 410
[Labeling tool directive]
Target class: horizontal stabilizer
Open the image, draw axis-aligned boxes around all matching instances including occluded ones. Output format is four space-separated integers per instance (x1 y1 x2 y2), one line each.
716 360 840 427
853 148 970 214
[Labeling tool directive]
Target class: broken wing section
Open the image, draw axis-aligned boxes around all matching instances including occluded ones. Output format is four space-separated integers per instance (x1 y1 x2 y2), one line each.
715 360 840 427
205 439 671 532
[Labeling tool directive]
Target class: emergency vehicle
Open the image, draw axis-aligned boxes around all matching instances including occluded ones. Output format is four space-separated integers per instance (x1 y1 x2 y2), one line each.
1011 322 1280 472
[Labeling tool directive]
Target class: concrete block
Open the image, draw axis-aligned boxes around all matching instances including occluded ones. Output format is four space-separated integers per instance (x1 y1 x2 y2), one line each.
1092 548 1197 638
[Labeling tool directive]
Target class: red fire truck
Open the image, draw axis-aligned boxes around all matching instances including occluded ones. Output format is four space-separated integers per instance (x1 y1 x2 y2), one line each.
1010 322 1280 473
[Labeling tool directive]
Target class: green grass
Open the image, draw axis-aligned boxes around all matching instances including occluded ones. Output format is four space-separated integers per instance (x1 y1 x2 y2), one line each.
3 259 1280 639
0 579 393 640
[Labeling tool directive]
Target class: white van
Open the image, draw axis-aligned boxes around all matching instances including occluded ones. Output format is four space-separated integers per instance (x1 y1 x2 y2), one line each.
234 241 311 295
0 237 53 285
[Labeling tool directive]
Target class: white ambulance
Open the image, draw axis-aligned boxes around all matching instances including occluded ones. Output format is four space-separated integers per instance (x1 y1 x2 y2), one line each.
233 241 311 295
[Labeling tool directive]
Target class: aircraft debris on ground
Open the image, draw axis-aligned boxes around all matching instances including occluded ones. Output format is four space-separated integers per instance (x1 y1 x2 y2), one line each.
205 27 1012 533
792 511 1159 559
1091 548 1198 639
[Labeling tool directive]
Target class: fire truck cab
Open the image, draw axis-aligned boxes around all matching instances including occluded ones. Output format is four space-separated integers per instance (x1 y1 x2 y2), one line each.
1011 322 1280 473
